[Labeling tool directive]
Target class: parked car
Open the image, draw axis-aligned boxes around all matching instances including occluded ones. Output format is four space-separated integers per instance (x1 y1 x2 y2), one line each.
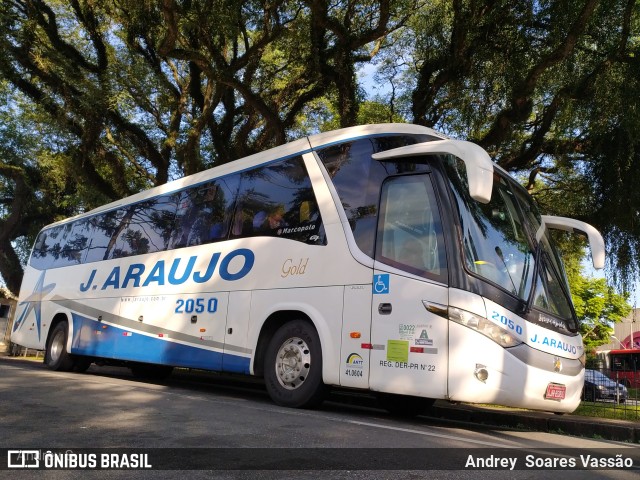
582 369 628 403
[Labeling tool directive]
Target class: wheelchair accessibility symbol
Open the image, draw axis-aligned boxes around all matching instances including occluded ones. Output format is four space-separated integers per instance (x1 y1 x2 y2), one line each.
373 274 390 294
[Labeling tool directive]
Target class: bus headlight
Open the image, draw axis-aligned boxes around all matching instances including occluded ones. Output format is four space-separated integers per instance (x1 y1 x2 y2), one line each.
449 307 523 348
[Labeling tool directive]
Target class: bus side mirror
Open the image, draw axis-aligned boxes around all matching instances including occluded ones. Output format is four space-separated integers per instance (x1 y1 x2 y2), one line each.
372 139 494 204
539 215 605 269
34 233 46 252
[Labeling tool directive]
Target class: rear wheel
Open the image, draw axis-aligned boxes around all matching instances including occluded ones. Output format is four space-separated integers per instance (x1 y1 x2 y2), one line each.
45 321 75 372
264 320 326 408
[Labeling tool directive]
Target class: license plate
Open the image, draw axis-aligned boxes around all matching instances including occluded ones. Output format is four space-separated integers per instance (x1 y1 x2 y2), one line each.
545 383 566 400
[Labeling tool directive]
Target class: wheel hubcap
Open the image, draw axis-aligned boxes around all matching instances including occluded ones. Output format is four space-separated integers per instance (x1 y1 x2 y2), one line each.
50 330 64 363
274 337 311 390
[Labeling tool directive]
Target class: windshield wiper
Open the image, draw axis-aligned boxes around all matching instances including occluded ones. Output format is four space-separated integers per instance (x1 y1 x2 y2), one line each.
521 240 543 315
494 246 518 295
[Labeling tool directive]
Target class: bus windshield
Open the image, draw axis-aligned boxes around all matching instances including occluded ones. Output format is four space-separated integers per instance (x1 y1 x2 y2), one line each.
444 157 577 331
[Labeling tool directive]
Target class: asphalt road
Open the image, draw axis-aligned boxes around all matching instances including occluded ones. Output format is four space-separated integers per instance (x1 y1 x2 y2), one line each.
0 358 638 479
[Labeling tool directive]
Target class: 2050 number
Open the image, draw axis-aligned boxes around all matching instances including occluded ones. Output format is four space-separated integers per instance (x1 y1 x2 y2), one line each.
491 311 523 335
175 297 218 314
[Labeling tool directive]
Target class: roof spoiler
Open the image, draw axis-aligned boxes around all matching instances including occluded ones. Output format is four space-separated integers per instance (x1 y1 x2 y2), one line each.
539 216 605 269
371 139 494 203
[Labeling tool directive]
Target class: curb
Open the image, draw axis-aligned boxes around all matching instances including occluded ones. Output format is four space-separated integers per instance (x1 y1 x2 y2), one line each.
428 402 640 444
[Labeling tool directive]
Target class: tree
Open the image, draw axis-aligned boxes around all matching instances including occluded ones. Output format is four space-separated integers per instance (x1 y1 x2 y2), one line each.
401 0 640 291
563 249 631 353
0 82 79 293
0 0 639 297
0 0 410 292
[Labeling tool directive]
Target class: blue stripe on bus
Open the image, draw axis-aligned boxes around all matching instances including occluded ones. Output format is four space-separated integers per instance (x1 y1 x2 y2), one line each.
70 313 250 374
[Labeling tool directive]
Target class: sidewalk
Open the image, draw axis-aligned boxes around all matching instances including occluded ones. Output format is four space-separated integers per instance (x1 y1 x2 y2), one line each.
1 351 638 443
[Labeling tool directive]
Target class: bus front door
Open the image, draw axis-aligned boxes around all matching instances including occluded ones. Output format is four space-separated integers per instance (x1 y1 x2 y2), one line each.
368 173 449 400
369 269 448 399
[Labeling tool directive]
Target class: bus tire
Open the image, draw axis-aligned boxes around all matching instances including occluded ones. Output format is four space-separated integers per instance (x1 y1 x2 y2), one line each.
264 320 326 408
45 321 75 372
72 356 92 373
376 393 435 417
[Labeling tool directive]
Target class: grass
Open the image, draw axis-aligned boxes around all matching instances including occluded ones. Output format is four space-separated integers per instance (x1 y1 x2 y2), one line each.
472 399 640 422
573 402 640 421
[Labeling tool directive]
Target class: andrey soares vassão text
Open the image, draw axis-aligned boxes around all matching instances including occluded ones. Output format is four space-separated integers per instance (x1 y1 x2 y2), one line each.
465 453 635 470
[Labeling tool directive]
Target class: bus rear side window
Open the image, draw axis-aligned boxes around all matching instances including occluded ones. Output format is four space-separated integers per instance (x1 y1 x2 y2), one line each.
108 195 179 259
29 156 326 270
169 176 239 249
231 156 325 245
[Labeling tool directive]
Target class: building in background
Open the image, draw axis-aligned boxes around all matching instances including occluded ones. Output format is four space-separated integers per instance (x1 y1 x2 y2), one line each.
603 308 640 350
595 308 640 369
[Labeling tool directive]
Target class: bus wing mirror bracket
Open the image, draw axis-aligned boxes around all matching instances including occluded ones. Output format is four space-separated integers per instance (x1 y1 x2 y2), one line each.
371 139 494 203
540 215 605 270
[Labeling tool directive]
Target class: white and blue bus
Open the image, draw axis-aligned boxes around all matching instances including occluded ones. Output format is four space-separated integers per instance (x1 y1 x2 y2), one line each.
11 124 604 414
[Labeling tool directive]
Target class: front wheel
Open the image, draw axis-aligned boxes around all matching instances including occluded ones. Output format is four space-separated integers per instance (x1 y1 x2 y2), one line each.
264 320 326 408
45 321 75 372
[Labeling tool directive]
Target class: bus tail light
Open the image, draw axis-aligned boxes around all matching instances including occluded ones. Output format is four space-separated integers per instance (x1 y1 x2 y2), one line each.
448 307 522 348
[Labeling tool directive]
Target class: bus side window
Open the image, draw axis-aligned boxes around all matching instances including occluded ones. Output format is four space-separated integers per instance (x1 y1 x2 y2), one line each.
29 225 67 270
51 219 92 267
205 176 239 242
300 201 311 222
85 210 125 263
612 356 626 371
169 175 239 249
230 156 325 244
110 195 177 259
231 208 245 236
30 229 55 270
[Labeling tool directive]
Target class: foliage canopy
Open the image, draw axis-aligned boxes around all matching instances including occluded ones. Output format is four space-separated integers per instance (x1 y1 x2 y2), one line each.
0 0 639 305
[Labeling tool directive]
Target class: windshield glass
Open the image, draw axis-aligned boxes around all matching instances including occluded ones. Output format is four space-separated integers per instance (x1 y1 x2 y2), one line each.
443 157 577 330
